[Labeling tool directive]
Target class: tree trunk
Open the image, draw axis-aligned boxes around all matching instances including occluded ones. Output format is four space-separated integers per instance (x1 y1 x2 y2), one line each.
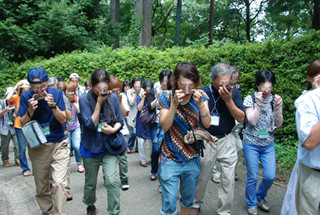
141 0 153 47
111 0 120 49
312 0 320 30
209 0 214 45
174 0 182 46
245 0 251 42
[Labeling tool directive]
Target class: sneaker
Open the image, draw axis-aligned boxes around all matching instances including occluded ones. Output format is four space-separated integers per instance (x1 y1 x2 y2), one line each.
87 205 97 215
257 199 270 212
3 161 10 167
15 161 20 166
121 180 129 190
66 191 73 201
247 207 258 215
235 172 239 181
127 148 132 153
158 184 162 193
212 176 221 183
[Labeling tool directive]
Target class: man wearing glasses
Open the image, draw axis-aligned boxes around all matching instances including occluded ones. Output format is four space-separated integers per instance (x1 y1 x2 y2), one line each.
192 63 245 215
18 67 69 215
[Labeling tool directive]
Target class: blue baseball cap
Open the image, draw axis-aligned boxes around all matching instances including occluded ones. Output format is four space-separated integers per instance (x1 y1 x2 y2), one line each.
27 67 49 84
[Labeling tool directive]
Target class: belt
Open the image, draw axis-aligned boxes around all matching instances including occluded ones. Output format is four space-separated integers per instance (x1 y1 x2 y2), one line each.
313 168 320 173
215 133 229 139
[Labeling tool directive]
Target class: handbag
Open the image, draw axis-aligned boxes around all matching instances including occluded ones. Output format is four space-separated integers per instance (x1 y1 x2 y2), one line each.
139 105 156 126
22 120 47 149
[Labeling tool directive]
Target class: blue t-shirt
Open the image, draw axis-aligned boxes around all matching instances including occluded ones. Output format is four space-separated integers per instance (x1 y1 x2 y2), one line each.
18 88 67 143
201 84 244 136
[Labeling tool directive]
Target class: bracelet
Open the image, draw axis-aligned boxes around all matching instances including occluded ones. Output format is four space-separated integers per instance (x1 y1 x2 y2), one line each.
27 110 31 119
200 112 209 117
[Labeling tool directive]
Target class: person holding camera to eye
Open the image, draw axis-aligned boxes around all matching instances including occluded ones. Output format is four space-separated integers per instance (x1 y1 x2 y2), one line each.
158 62 210 215
18 67 69 215
192 63 245 215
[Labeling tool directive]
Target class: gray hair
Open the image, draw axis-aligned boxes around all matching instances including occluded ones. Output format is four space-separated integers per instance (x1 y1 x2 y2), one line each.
48 77 58 86
209 63 231 81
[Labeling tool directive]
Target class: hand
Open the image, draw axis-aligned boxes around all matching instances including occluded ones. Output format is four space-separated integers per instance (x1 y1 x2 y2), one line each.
274 94 283 106
67 95 74 103
218 86 233 102
193 89 205 106
102 124 115 134
4 106 12 112
255 92 263 107
157 89 162 99
44 92 55 107
29 96 39 111
172 89 185 106
97 91 110 105
16 80 24 88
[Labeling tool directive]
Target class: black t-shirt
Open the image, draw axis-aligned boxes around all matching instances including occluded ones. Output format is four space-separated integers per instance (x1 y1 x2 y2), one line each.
201 84 244 136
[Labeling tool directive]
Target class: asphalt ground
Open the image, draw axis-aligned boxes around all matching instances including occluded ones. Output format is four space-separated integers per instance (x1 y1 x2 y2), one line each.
0 142 287 215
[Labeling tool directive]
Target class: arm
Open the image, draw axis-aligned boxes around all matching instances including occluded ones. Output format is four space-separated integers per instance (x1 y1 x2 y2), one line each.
274 94 283 128
102 95 124 134
219 87 245 123
303 122 320 151
137 93 145 112
127 89 137 106
0 106 11 118
65 109 72 121
193 90 210 128
119 94 129 117
45 92 66 124
6 81 21 102
20 97 38 127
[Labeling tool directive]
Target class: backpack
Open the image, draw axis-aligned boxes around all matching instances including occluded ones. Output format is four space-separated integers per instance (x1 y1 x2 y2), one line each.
239 93 274 140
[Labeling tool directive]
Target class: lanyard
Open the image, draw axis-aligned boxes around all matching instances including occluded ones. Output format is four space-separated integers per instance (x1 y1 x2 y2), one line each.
209 84 220 115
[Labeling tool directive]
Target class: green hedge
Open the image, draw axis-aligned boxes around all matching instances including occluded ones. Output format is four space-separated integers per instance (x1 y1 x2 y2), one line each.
2 30 320 171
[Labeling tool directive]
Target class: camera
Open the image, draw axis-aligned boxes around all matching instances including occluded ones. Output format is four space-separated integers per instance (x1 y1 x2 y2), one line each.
101 90 112 97
34 92 46 100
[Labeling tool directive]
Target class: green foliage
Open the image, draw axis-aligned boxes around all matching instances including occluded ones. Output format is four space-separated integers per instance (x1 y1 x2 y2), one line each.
2 31 320 170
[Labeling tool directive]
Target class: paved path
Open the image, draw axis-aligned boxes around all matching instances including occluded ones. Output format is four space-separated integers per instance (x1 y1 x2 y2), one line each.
0 143 287 215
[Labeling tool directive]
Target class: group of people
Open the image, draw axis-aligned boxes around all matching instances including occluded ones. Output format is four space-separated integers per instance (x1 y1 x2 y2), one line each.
0 59 318 215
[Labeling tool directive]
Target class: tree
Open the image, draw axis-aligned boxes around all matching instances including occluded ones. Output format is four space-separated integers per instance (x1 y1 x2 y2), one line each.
174 0 182 45
209 0 214 45
110 0 120 49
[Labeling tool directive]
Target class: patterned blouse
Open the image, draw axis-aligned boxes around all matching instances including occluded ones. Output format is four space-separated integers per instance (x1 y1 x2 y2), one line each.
158 90 206 162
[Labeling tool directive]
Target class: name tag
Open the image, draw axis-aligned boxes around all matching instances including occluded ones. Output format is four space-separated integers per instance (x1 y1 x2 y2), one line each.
259 130 268 139
68 118 75 123
41 123 50 135
210 114 220 126
98 123 104 132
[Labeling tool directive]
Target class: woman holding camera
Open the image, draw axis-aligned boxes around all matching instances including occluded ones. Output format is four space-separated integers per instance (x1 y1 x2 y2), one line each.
243 70 283 215
79 69 126 215
158 62 210 215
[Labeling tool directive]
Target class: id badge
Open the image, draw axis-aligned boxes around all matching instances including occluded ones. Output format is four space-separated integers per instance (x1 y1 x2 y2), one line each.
68 118 75 123
8 119 14 125
41 123 51 135
259 130 268 139
98 123 104 132
210 114 220 126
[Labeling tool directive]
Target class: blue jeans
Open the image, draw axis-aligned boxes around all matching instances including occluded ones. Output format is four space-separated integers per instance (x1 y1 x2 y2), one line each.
15 128 30 173
127 125 138 151
150 123 160 175
243 141 276 208
68 127 82 163
159 156 201 215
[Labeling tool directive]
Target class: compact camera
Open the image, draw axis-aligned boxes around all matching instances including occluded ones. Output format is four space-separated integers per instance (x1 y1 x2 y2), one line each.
34 92 46 100
101 90 112 97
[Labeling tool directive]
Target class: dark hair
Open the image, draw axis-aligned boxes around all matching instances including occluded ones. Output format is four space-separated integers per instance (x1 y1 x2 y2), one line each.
56 76 63 82
172 62 201 89
255 70 276 89
131 76 141 86
142 79 154 90
91 69 110 87
159 70 172 90
306 59 320 90
122 80 131 92
85 81 90 87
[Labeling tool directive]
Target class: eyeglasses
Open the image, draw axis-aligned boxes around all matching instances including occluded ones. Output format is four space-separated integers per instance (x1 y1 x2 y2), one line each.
66 91 75 96
32 86 46 92
111 90 120 95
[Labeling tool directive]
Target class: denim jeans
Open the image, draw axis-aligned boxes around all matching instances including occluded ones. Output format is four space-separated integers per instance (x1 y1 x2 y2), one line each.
68 127 82 164
15 128 30 173
243 141 276 208
150 123 160 175
127 126 138 151
159 156 201 215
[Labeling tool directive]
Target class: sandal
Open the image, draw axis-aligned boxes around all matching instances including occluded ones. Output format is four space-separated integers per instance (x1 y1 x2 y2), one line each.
140 161 147 167
150 173 156 181
23 171 31 176
78 164 85 173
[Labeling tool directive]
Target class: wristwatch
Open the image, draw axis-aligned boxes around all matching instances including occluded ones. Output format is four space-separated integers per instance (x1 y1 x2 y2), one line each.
50 102 57 109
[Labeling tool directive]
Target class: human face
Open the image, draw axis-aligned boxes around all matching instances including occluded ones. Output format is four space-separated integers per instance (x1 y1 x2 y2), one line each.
124 85 130 93
110 87 121 95
133 81 141 93
92 82 109 96
230 72 239 88
161 76 169 91
71 77 79 88
212 74 231 90
31 78 48 100
58 81 63 90
65 90 75 99
307 74 320 89
177 75 195 94
257 81 273 98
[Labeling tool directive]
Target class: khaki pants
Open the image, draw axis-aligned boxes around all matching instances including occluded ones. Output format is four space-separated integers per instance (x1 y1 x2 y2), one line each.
296 162 320 215
29 140 69 215
194 133 238 215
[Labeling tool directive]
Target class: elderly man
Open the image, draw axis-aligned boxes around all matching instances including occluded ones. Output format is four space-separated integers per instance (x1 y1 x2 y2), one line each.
192 63 245 215
69 73 85 97
18 67 69 215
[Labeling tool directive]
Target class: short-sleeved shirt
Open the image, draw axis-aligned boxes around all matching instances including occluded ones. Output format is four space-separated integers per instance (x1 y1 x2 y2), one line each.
201 84 244 136
158 90 206 162
295 88 320 170
17 88 67 143
243 92 274 146
136 95 151 139
11 94 22 129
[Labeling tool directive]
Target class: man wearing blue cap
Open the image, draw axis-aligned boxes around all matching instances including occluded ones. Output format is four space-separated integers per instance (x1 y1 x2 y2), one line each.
18 67 69 215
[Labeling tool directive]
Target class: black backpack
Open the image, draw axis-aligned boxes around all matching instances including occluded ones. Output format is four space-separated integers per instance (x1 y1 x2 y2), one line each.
239 93 274 140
